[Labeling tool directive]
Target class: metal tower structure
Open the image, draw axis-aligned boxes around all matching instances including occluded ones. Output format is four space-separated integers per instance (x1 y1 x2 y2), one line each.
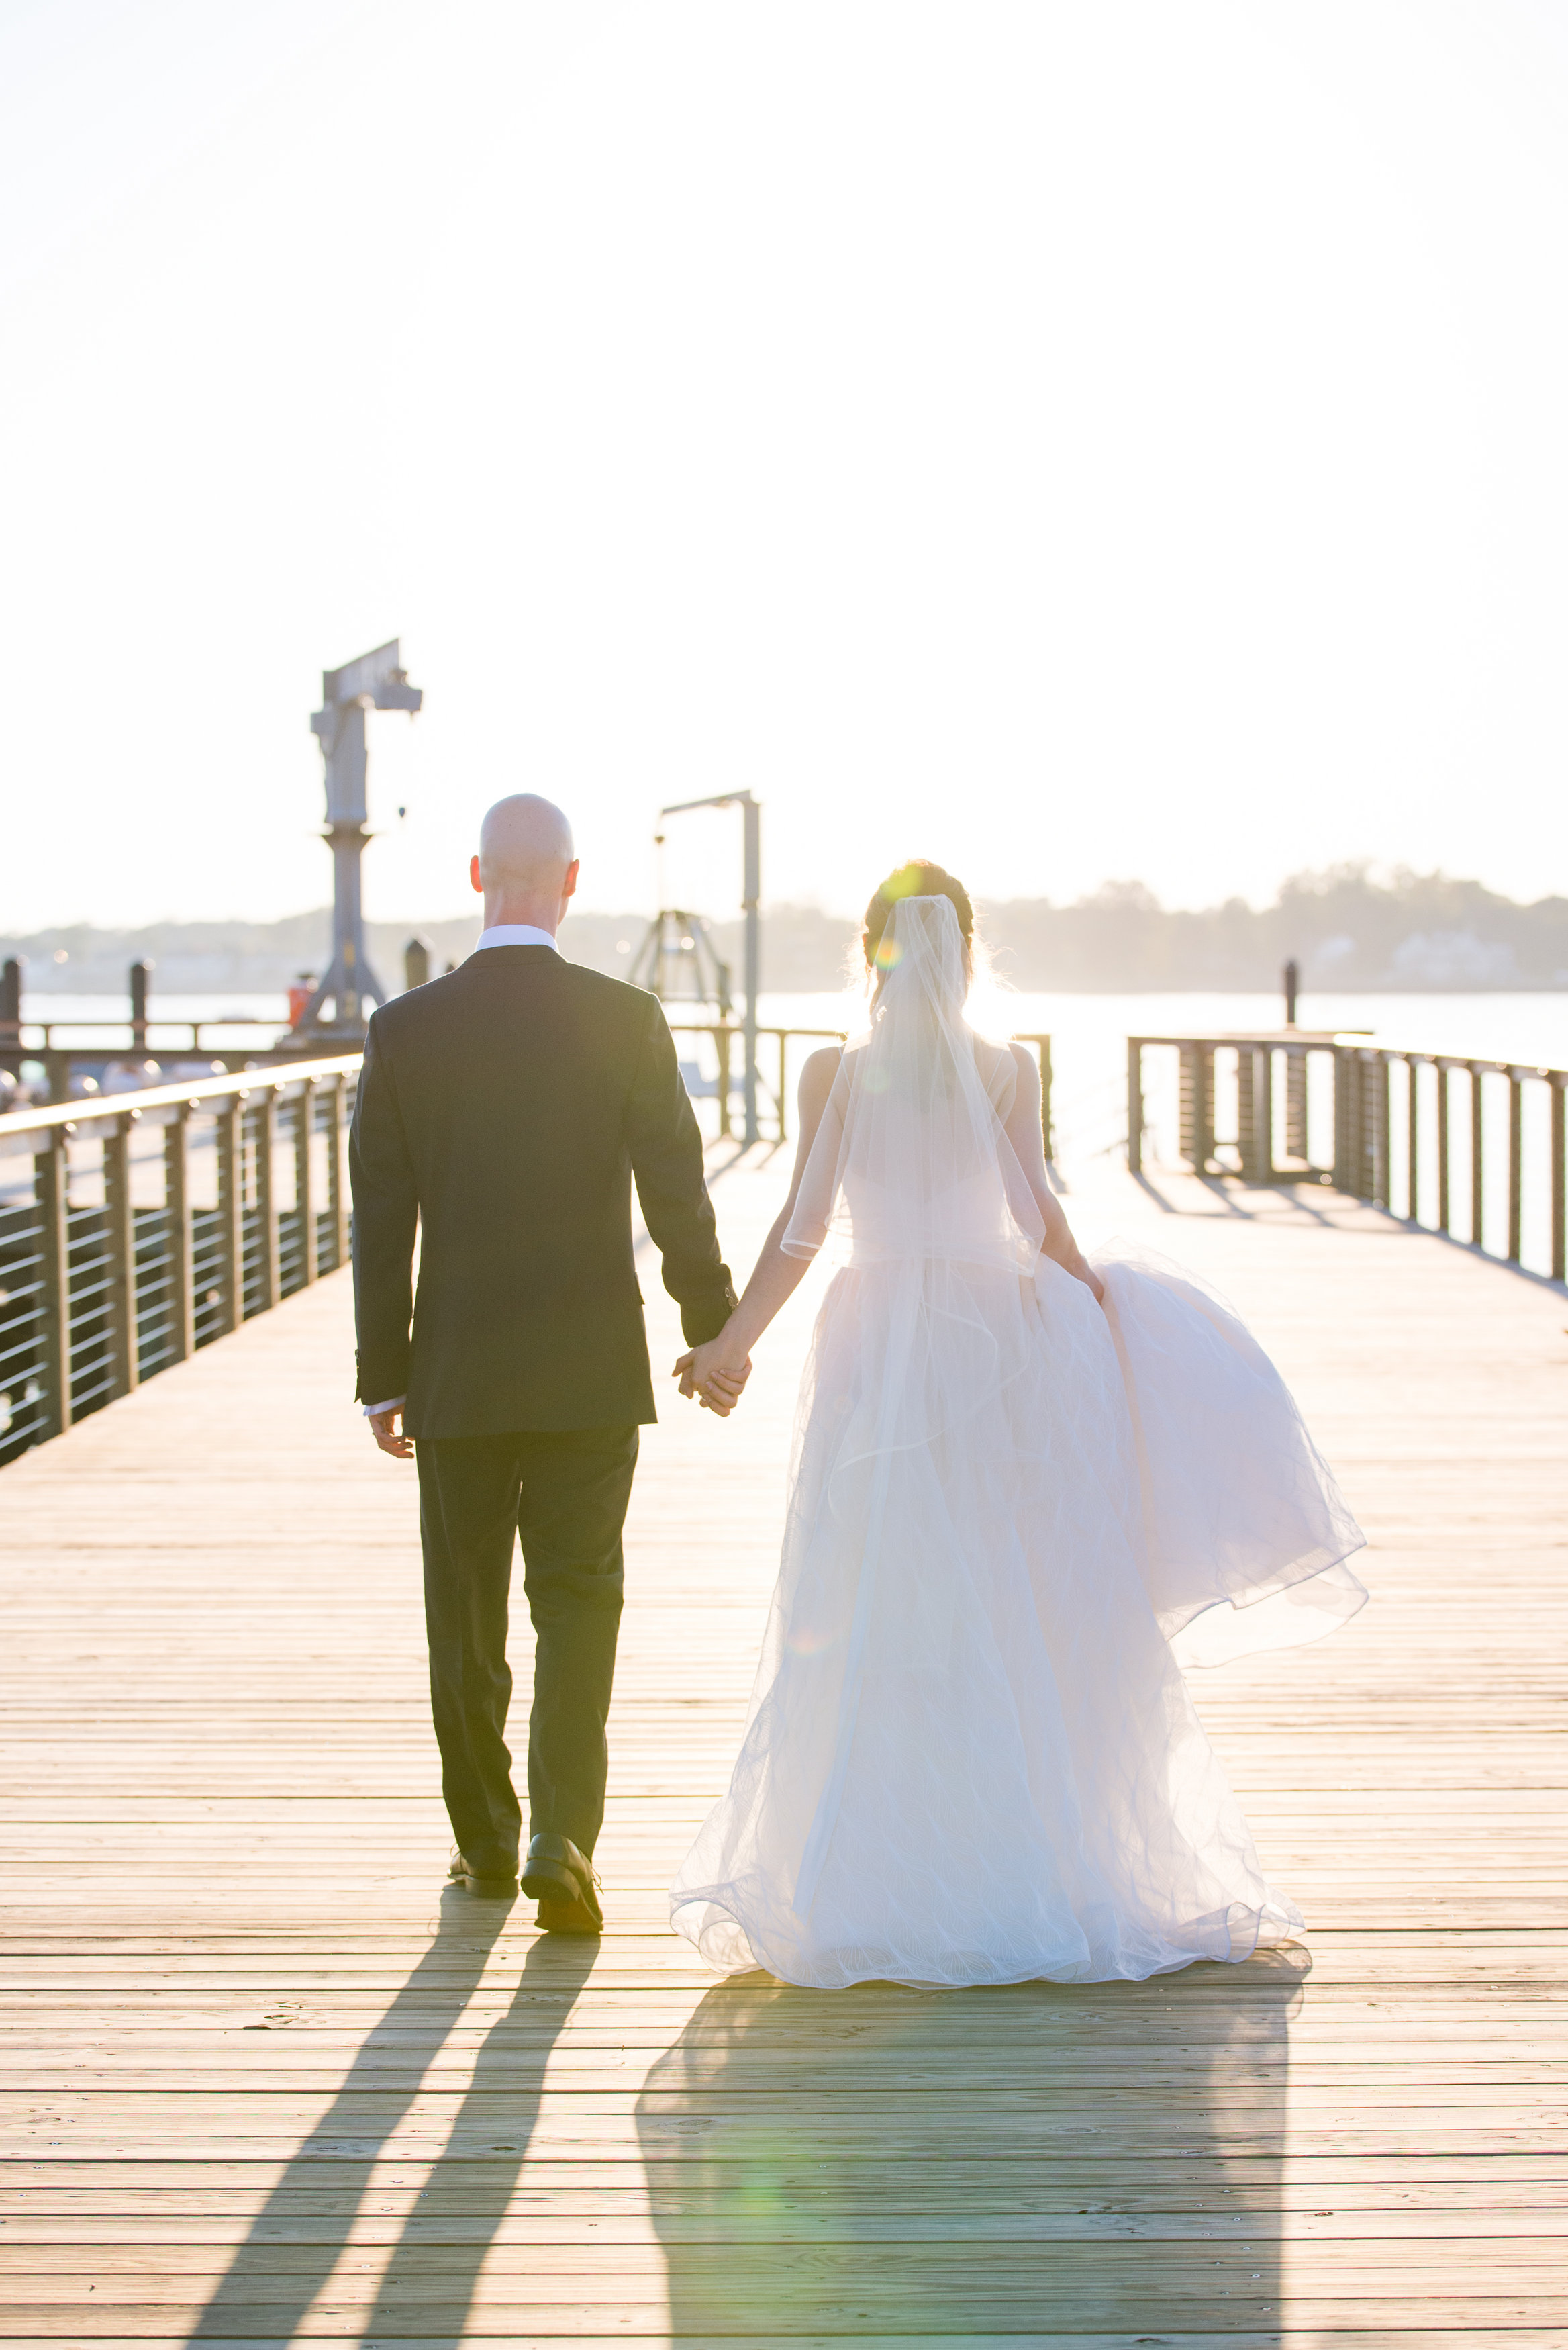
658 792 761 1143
295 641 422 1038
626 911 733 1014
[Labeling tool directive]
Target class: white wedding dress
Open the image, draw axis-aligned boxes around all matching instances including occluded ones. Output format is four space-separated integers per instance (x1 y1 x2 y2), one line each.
671 897 1366 1989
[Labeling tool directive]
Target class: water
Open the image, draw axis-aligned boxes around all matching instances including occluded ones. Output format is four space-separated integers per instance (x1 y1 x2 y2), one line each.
13 983 1564 1273
740 988 1568 1165
17 990 289 1037
20 986 1567 1160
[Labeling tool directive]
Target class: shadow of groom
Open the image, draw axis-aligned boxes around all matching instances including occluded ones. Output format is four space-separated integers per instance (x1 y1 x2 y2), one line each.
634 1942 1310 2336
193 1891 597 2341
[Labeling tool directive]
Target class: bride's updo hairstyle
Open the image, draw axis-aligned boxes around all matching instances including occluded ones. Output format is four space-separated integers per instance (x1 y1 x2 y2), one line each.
861 861 975 989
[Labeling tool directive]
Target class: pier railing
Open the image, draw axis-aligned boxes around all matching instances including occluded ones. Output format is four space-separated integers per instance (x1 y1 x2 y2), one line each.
0 1056 360 1466
0 1013 309 1103
671 1021 1055 1156
0 1019 1057 1468
1128 1033 1567 1284
669 1023 847 1145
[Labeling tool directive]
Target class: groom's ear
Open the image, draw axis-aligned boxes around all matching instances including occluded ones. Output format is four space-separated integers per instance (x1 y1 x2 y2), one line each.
562 858 580 903
469 854 483 896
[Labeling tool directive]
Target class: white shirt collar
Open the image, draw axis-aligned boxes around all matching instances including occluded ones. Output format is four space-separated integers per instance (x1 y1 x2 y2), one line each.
475 924 561 953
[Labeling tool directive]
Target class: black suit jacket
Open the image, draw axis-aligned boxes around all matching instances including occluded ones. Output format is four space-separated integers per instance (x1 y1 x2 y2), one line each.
349 946 737 1436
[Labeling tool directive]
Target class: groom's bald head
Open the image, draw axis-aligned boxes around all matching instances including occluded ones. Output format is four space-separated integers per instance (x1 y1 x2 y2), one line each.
471 794 579 931
479 794 575 890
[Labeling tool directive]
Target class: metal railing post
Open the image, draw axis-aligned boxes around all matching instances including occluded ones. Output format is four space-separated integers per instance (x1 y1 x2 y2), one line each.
1507 1069 1524 1265
1470 1064 1485 1248
297 1080 318 1284
1238 1045 1274 1182
1179 1043 1212 1170
1406 1055 1420 1221
1552 1076 1566 1286
1259 1045 1275 1180
1348 1054 1367 1198
40 1129 72 1436
1331 1048 1350 1193
1437 1064 1451 1233
105 1111 139 1399
1126 1040 1143 1174
217 1097 244 1333
1236 1046 1254 1178
1373 1052 1391 1206
164 1106 195 1363
1286 1047 1308 1162
715 1027 733 1142
328 1075 351 1274
255 1090 279 1312
777 1033 789 1144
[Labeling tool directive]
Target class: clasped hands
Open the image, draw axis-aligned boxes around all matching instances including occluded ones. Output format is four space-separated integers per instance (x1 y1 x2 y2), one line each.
673 1327 752 1417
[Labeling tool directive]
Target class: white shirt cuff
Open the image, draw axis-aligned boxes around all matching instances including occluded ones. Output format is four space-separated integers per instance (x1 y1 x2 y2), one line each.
363 1396 407 1417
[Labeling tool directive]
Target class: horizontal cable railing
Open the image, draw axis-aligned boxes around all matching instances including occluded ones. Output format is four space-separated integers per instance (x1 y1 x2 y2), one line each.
1128 1033 1567 1284
0 1055 360 1466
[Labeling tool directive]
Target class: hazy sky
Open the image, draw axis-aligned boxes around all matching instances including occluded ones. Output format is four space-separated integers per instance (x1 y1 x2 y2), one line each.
5 0 1568 931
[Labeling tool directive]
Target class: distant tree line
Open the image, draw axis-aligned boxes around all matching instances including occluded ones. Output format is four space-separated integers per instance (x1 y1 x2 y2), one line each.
619 868 1568 992
5 867 1565 996
974 867 1568 993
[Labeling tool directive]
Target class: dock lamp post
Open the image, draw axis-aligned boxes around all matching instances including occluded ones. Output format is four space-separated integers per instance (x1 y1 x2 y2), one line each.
297 640 423 1038
659 792 761 1144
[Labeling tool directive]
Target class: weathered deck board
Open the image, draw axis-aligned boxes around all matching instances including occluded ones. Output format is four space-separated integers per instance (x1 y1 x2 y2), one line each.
1 1147 1565 2343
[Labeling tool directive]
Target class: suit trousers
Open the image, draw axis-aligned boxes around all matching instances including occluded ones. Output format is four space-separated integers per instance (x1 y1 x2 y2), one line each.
415 1425 639 1879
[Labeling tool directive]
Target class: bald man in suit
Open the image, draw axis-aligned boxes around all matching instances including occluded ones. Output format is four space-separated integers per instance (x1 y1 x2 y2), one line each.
350 795 741 1931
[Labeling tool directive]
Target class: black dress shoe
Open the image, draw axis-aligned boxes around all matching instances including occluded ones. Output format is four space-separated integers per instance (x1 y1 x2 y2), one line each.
535 1893 602 1936
521 1832 603 1928
448 1848 520 1899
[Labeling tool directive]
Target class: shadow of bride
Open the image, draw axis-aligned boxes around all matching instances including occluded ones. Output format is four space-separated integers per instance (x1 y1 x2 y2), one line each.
634 1942 1309 2336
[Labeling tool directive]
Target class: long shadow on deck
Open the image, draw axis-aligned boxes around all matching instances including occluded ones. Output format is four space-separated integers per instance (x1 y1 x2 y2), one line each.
635 1945 1307 2337
192 1891 596 2340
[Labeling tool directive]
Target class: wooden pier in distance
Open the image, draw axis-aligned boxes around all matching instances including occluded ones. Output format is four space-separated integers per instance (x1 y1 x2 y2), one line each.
1 1144 1565 2343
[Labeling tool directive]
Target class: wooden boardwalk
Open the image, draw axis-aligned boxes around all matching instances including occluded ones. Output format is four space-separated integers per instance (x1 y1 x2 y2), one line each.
1 1145 1565 2344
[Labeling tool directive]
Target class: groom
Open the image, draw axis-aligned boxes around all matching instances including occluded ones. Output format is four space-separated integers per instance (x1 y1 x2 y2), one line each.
350 794 740 1932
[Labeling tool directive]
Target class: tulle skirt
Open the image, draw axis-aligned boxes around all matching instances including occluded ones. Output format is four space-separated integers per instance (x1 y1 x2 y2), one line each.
669 1241 1366 1989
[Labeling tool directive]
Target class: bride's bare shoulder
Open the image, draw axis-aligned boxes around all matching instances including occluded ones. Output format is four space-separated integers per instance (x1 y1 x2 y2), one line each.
1004 1037 1040 1091
798 1043 844 1109
964 1030 1026 1101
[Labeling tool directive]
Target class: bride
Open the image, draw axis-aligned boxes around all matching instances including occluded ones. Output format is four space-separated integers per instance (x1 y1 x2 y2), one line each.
671 863 1367 1989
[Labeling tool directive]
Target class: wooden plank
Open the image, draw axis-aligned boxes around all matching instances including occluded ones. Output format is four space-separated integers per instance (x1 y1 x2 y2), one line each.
0 2331 1551 2350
